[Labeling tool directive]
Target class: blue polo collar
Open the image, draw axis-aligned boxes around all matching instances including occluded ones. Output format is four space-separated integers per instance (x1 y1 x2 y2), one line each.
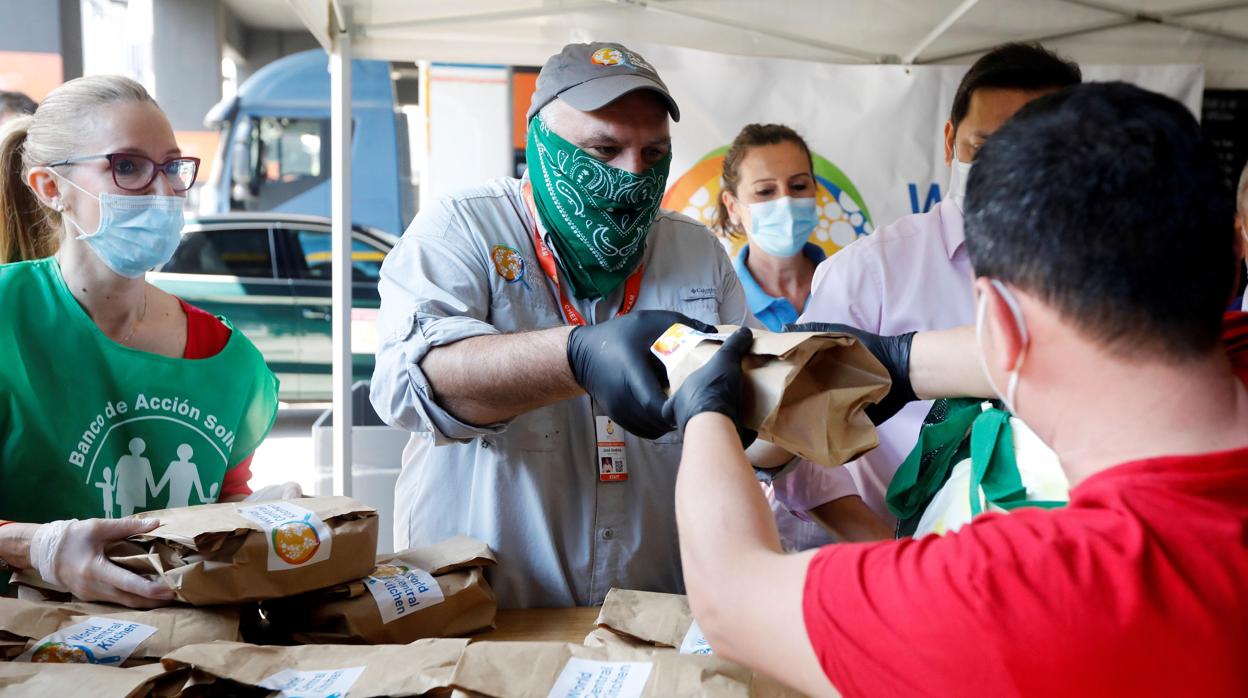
733 243 826 316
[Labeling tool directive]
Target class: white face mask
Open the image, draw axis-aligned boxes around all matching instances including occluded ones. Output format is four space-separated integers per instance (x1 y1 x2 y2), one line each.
55 174 185 279
975 279 1029 414
947 145 973 212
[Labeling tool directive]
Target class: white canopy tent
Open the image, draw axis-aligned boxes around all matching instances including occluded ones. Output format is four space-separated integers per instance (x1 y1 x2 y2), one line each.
269 0 1248 494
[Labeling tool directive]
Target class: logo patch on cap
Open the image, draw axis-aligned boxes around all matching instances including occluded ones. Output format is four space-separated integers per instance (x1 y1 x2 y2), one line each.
591 47 631 68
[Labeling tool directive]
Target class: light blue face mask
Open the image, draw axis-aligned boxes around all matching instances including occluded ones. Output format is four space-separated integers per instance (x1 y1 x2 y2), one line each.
56 174 185 279
747 196 818 258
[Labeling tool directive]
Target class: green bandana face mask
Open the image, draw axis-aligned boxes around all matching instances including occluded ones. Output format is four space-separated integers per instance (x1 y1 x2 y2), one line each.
526 114 672 300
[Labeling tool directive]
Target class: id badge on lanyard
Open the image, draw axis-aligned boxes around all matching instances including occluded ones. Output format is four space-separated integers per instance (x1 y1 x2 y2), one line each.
595 415 628 482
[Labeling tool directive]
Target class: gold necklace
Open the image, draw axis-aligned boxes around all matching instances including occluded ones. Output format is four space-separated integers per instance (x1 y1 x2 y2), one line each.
119 289 148 345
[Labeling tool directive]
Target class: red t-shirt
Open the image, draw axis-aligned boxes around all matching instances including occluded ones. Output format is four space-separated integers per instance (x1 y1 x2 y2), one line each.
180 300 253 497
803 312 1248 698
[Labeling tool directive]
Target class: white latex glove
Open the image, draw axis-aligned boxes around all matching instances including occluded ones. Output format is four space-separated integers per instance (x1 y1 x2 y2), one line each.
29 518 177 608
243 481 304 502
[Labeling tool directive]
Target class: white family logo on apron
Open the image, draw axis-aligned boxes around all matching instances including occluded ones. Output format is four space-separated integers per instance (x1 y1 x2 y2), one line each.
364 564 446 623
258 666 366 698
237 501 334 571
17 617 158 665
547 658 654 698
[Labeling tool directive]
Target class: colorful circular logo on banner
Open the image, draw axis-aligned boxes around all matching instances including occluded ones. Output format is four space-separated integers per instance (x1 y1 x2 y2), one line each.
662 147 873 258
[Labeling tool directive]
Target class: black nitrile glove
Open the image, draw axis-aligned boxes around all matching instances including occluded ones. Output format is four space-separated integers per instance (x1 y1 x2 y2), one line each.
662 327 756 448
567 310 717 440
784 322 916 425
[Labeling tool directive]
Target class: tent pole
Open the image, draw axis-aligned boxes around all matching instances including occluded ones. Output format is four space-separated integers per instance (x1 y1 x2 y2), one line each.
903 0 982 65
916 17 1135 63
1058 0 1248 45
330 4 354 498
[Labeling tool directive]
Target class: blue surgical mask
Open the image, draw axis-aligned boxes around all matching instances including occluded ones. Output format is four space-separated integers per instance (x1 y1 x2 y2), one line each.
57 175 185 279
747 196 818 258
947 145 973 212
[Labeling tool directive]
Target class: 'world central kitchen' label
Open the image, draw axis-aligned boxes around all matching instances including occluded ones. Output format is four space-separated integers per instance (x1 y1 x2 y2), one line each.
364 564 446 624
546 658 654 698
18 617 158 665
237 501 334 571
258 666 365 698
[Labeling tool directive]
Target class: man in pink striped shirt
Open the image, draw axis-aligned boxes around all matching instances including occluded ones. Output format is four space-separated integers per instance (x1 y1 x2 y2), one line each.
770 43 1081 538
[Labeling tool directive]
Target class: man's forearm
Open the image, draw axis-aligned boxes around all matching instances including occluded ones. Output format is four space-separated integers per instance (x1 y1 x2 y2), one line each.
677 414 784 579
909 325 994 400
421 326 583 426
675 413 834 697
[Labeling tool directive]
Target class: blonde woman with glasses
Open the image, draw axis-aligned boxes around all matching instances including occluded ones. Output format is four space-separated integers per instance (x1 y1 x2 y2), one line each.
0 76 285 607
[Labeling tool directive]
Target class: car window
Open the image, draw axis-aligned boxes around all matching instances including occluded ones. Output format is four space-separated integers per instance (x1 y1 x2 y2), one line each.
162 228 275 278
291 230 387 283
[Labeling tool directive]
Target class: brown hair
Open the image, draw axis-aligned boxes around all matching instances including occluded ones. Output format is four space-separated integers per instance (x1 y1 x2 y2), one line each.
0 75 156 264
713 123 814 240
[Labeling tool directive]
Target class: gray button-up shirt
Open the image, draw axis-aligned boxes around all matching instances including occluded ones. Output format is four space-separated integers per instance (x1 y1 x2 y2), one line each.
371 176 749 608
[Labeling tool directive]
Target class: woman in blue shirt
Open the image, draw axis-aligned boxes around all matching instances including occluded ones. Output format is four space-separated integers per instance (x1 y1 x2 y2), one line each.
714 124 824 332
715 124 836 551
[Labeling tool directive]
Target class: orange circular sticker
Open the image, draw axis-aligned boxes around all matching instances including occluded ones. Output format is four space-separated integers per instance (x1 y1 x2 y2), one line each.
591 48 625 66
31 642 90 664
371 564 409 578
272 520 321 565
491 245 527 285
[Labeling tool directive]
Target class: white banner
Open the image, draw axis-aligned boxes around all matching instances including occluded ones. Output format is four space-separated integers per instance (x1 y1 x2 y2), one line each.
650 45 1204 257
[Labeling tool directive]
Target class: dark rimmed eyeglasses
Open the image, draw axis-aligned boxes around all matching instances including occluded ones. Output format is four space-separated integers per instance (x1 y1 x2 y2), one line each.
46 153 201 193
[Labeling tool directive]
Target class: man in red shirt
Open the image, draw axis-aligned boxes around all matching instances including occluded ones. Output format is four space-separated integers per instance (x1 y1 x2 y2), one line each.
664 82 1248 698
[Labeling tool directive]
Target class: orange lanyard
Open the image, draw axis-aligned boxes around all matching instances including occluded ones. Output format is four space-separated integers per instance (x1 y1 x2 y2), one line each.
522 182 644 327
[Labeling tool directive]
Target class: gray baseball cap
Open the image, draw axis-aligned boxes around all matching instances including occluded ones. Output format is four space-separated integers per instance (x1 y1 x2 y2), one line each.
526 42 680 123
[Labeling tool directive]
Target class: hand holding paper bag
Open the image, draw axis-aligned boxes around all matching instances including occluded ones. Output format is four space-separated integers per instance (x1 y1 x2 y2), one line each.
785 321 917 425
567 310 718 439
662 327 757 447
653 324 892 468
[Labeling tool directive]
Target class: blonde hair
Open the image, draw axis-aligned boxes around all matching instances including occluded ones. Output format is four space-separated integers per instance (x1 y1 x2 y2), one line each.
1237 160 1248 217
0 75 157 264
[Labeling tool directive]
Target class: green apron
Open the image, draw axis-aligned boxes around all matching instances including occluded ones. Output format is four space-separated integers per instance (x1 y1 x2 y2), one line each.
0 259 278 525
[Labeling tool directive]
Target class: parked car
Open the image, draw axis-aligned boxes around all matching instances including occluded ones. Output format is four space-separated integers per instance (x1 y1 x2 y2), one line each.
151 213 397 401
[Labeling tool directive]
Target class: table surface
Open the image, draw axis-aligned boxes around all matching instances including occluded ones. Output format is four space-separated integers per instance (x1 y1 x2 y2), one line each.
472 607 602 644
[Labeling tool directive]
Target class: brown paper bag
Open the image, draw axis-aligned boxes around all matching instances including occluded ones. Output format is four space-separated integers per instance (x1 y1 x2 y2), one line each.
593 588 697 650
267 536 497 645
655 325 890 467
11 497 378 606
161 639 468 697
0 662 185 698
449 641 804 697
591 589 810 698
0 596 240 665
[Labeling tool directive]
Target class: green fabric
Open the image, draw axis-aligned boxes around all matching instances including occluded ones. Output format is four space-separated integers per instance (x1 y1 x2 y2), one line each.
886 398 983 527
968 407 1065 516
887 398 1065 536
0 258 279 525
525 114 671 300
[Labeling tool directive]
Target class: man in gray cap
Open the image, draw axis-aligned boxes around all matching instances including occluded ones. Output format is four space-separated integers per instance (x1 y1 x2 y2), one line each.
371 42 749 608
